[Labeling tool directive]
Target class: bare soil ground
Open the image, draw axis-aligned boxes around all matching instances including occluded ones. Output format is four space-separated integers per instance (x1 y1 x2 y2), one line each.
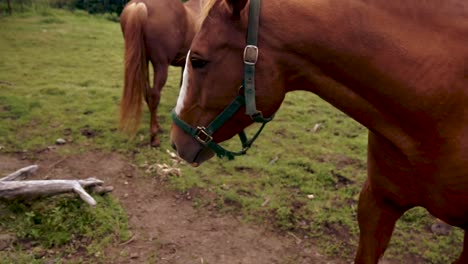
0 148 349 264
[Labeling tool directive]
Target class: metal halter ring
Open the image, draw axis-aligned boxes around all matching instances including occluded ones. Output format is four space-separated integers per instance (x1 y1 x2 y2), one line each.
194 127 213 144
243 45 258 65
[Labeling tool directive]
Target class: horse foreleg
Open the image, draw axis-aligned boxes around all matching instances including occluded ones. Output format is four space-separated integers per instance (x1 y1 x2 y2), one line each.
354 180 406 264
146 64 169 147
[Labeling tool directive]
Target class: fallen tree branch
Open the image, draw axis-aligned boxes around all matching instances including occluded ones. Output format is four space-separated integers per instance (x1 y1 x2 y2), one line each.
0 165 38 181
0 178 103 206
0 165 112 206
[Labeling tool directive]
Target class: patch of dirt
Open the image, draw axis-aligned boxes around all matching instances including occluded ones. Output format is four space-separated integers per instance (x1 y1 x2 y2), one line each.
0 149 349 264
80 126 100 138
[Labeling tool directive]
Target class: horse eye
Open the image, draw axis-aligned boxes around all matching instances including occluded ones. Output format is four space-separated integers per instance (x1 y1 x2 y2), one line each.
191 57 208 69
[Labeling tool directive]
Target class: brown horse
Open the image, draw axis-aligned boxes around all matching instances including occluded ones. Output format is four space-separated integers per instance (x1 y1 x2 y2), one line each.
119 0 201 147
171 0 468 263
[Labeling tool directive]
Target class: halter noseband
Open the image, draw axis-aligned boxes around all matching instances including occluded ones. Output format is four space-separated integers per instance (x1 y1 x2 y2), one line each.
171 0 273 160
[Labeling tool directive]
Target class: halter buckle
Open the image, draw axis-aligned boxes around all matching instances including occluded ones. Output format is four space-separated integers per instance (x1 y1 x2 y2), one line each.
243 45 258 65
195 127 213 144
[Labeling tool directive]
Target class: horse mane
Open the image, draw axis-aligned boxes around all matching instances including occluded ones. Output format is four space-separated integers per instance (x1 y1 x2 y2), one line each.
199 0 218 25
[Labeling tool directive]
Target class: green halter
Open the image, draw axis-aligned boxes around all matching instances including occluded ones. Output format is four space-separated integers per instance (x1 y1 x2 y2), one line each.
171 0 273 160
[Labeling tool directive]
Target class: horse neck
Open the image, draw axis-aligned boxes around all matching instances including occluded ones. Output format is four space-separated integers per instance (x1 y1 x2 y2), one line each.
261 0 468 151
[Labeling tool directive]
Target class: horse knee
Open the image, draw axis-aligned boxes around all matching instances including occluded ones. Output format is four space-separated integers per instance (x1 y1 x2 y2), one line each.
144 86 160 104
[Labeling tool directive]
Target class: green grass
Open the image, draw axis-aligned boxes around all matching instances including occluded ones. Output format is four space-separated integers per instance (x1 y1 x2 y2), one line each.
0 196 130 263
0 8 464 264
0 9 133 263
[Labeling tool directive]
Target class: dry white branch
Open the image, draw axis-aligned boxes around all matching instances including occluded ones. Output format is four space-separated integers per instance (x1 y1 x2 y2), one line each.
261 197 271 207
312 123 322 133
287 231 302 245
0 178 103 206
0 165 38 181
0 165 112 206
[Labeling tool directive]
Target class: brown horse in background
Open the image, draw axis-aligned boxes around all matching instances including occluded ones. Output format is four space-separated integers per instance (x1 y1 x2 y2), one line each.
171 0 468 263
119 0 201 147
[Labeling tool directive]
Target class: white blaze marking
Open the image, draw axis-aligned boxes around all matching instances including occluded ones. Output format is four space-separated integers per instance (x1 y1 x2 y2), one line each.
175 50 191 115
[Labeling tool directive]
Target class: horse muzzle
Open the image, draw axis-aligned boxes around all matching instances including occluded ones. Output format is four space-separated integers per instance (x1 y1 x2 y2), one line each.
170 125 215 166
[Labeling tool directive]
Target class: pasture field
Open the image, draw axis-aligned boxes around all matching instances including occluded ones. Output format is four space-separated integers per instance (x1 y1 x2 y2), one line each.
0 8 464 263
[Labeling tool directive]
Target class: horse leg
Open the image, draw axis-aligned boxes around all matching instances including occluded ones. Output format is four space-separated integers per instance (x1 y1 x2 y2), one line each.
454 231 468 264
354 180 406 263
146 63 168 147
354 132 416 263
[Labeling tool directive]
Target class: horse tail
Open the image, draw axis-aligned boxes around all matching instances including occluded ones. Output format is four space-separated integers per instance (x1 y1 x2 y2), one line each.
119 2 149 135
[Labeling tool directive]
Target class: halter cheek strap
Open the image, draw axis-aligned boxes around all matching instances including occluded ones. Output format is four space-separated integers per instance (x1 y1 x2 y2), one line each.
171 0 273 160
171 95 270 160
243 0 266 121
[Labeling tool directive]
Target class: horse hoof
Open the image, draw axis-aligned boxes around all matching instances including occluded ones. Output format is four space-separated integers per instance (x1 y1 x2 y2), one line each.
150 138 160 148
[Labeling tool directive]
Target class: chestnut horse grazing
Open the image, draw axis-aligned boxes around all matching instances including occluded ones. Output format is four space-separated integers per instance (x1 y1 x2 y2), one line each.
119 0 200 147
171 0 468 263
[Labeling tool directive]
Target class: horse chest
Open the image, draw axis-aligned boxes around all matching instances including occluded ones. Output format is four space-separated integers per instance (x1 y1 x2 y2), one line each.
367 132 468 206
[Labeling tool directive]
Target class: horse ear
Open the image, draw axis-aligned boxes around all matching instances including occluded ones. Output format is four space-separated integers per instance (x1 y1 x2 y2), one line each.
225 0 248 17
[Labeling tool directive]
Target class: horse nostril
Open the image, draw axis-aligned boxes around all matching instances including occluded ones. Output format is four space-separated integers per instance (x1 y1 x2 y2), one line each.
171 142 177 151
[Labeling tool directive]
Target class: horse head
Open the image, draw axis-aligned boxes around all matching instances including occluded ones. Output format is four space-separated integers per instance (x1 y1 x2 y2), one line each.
171 0 285 165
